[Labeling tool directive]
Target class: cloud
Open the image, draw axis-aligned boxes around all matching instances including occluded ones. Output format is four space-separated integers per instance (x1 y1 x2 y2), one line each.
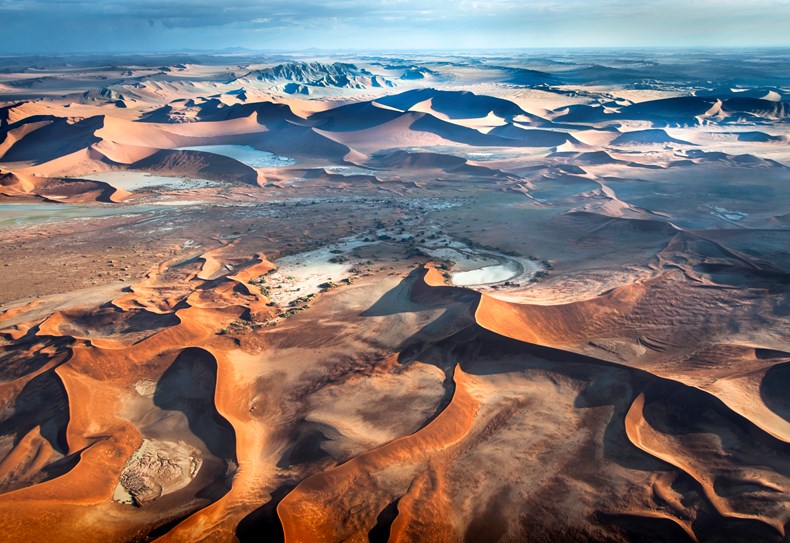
0 0 788 52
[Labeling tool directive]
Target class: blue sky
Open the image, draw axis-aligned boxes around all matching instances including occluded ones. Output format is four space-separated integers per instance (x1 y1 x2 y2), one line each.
1 0 789 53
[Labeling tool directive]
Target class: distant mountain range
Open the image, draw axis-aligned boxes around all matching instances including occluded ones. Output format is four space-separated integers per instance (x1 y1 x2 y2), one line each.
233 62 395 94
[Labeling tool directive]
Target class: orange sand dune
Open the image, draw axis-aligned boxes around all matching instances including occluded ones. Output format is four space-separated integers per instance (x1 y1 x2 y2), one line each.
0 168 130 202
0 255 261 540
475 274 647 350
277 365 478 543
0 249 787 542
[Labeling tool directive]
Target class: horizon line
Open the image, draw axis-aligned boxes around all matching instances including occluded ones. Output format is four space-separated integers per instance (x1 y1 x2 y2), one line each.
3 44 790 57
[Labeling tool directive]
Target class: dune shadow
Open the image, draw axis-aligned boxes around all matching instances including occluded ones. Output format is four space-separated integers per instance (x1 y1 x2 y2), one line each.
235 482 295 543
131 149 260 186
0 369 70 455
691 511 787 543
0 368 74 493
275 420 335 469
0 340 68 381
639 380 790 477
153 347 236 463
368 498 400 543
360 274 421 318
361 270 480 369
360 267 479 319
60 306 181 340
1 116 101 163
597 513 696 543
460 328 671 472
759 361 790 424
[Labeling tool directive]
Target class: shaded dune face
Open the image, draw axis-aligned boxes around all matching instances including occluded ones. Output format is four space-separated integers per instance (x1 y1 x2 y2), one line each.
130 150 261 186
0 116 103 164
153 348 237 465
761 362 790 422
0 368 71 493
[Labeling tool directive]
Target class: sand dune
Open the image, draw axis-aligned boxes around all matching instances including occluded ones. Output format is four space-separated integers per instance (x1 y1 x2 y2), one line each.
0 50 788 543
611 129 695 146
0 169 129 202
130 150 261 185
371 150 513 179
0 231 787 541
309 101 404 132
375 89 534 121
1 116 102 164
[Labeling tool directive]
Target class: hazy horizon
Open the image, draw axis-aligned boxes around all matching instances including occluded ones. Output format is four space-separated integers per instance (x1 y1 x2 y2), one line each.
5 44 790 57
1 0 789 54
